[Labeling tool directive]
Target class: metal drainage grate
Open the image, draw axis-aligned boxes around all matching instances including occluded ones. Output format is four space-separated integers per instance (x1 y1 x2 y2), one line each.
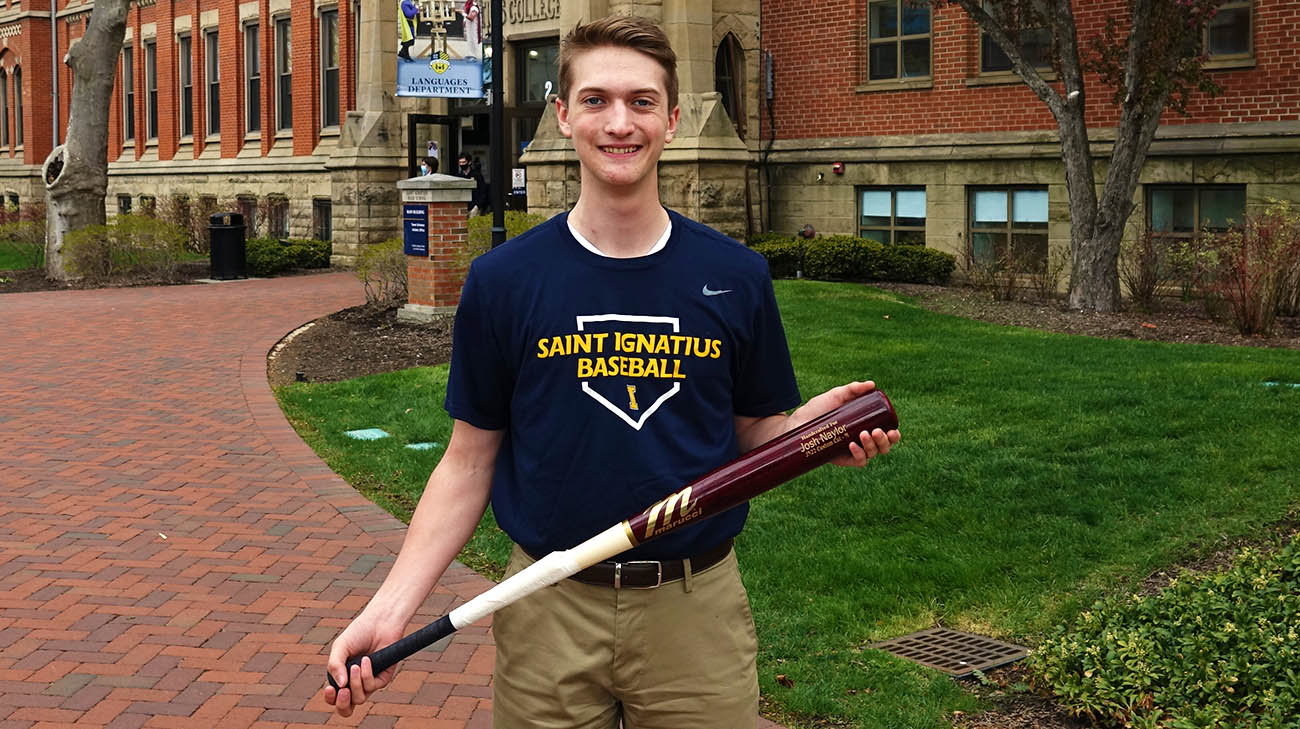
869 628 1029 677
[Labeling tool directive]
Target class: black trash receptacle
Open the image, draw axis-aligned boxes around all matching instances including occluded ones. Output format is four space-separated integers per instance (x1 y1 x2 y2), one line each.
209 212 247 280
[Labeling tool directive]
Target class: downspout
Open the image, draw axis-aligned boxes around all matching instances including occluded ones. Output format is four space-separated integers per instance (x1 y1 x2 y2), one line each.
51 3 59 145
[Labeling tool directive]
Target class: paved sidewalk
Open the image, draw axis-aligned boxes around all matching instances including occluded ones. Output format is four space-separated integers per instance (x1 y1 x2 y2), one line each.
0 274 787 729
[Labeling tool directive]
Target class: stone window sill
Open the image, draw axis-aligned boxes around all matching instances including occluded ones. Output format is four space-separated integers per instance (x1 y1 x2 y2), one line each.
855 77 933 93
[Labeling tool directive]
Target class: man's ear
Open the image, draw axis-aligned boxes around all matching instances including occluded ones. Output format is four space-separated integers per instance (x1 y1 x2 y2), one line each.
556 97 573 138
664 105 681 144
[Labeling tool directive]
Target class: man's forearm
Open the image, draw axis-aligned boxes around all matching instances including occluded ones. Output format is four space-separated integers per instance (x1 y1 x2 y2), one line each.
360 425 502 627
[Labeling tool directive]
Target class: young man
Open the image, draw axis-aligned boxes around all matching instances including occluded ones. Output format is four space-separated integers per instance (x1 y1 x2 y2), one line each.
325 15 899 728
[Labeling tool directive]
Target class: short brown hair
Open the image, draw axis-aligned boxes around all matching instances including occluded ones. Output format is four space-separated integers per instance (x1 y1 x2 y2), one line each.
557 15 679 110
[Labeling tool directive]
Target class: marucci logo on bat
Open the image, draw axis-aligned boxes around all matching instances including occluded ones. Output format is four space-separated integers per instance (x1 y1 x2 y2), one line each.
642 486 702 538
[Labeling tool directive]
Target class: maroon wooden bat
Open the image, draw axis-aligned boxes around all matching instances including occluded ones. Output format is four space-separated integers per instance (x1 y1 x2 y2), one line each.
329 390 898 691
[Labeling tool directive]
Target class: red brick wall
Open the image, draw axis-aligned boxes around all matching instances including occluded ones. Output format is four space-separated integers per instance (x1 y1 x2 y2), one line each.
76 0 356 163
407 201 471 310
761 0 1300 140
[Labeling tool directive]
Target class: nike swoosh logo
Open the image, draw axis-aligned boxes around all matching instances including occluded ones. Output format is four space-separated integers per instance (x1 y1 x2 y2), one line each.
702 285 733 297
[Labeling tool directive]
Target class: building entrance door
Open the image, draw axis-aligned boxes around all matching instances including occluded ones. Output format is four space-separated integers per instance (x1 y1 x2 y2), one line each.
407 114 461 178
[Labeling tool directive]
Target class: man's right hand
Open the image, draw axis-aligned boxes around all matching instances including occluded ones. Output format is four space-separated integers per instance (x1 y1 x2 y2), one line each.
323 615 404 717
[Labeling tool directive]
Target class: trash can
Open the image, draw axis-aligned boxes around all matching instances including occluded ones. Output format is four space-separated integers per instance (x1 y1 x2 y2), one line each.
209 212 247 280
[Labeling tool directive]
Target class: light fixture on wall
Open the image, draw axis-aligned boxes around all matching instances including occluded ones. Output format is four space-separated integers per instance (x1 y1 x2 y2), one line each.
832 162 844 175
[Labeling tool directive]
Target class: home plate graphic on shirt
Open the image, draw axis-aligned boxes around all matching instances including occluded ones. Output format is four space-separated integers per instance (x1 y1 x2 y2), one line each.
569 314 700 430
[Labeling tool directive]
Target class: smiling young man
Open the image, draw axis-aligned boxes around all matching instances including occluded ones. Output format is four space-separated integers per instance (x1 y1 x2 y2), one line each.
325 15 898 729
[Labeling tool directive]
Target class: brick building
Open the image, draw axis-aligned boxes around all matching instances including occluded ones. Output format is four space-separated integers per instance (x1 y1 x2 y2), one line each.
0 0 569 264
758 0 1300 270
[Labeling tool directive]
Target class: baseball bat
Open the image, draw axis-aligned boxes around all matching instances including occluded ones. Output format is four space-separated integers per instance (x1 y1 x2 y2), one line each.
328 389 897 691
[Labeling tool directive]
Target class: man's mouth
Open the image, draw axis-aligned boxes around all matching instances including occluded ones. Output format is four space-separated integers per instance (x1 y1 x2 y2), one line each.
599 145 641 155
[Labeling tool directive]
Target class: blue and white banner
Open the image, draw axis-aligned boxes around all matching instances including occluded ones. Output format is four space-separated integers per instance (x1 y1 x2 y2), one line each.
398 57 485 98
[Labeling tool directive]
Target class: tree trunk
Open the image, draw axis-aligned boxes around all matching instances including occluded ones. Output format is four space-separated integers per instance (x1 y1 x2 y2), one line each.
43 0 131 281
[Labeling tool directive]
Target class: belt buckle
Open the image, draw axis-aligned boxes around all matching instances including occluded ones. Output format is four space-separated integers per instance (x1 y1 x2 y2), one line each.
613 560 663 589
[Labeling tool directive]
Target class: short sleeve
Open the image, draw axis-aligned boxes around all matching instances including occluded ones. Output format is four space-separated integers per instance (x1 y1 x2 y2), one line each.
732 277 801 417
443 263 512 430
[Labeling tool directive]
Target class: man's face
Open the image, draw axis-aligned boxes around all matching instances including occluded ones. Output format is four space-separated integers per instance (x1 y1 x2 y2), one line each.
556 46 679 192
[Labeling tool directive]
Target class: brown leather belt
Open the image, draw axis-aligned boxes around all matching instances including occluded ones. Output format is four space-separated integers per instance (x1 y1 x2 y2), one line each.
528 539 734 589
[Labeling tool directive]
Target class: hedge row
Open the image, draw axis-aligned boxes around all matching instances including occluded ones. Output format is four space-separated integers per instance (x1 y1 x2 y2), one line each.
747 234 956 285
246 237 331 277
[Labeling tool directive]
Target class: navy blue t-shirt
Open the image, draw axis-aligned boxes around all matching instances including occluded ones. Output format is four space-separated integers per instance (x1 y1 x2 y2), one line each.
445 210 801 560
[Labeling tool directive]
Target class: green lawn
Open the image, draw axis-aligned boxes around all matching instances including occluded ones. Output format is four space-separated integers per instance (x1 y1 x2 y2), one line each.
275 280 1300 728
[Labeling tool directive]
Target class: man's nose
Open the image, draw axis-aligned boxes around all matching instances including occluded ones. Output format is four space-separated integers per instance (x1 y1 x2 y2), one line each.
604 102 635 135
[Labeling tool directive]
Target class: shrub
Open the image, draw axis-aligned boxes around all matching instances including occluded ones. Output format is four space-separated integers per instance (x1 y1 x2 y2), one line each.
0 206 48 272
1031 539 1300 728
63 214 189 284
878 242 956 285
803 235 882 281
1120 232 1182 312
1192 200 1300 335
246 237 331 277
355 238 408 309
750 238 805 279
746 231 796 248
463 210 549 264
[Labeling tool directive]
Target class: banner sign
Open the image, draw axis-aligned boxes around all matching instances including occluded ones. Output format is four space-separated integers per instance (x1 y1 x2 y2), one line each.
398 57 485 98
403 204 429 257
397 1 485 98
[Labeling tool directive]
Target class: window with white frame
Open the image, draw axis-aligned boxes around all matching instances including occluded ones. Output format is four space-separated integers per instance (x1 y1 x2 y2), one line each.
275 16 292 131
859 188 926 245
179 35 193 137
122 46 135 142
205 30 220 135
321 8 340 128
968 187 1049 272
865 0 931 82
245 23 261 133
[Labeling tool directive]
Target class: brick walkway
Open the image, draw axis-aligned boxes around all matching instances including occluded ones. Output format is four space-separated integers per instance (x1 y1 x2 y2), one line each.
0 273 787 729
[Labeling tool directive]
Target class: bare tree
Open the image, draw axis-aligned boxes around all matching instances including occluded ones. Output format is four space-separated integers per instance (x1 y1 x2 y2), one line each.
943 0 1219 312
42 0 132 281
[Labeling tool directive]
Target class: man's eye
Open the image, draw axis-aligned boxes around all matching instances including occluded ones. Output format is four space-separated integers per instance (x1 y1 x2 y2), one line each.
583 97 604 106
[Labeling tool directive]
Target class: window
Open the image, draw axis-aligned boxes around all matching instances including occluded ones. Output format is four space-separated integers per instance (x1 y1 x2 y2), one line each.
859 188 926 244
11 67 19 146
205 30 220 135
1206 0 1251 58
0 69 8 148
1146 185 1245 239
145 41 158 139
236 195 258 235
866 0 931 81
140 195 157 217
715 34 745 139
245 24 261 133
179 35 193 137
969 187 1049 272
6 193 17 210
321 9 339 128
313 198 333 241
268 196 289 238
979 1 1051 73
275 17 292 131
122 47 135 142
117 194 133 215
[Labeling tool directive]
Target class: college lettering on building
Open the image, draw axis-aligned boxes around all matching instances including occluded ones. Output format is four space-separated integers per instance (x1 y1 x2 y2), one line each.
505 0 560 25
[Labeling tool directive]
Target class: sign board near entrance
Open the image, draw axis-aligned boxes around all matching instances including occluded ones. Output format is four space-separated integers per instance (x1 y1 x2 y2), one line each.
399 58 485 98
403 204 429 257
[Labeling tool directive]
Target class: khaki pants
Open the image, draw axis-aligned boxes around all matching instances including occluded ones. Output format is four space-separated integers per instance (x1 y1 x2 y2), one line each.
492 544 759 729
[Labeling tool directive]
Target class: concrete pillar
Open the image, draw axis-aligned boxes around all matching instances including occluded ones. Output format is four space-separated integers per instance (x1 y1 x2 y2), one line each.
662 0 713 98
396 174 477 322
327 0 407 267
